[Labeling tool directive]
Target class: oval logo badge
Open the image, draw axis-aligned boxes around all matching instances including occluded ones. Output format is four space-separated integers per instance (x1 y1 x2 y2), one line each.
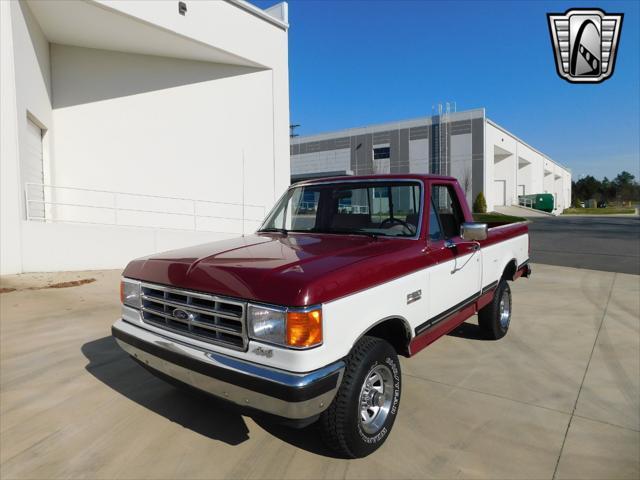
172 308 192 321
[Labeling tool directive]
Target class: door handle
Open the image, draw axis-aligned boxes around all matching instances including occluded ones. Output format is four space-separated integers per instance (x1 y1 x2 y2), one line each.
444 239 456 249
461 242 480 253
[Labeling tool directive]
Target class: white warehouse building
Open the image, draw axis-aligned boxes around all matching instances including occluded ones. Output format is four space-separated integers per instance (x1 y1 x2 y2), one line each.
290 108 571 214
1 0 290 275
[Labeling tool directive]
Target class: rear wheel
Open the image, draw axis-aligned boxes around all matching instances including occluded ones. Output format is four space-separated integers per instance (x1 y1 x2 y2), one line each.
319 336 401 458
478 280 512 340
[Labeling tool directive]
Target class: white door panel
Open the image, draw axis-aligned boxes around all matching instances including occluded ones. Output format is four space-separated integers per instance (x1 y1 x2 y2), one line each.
427 250 481 324
426 183 482 331
494 180 506 206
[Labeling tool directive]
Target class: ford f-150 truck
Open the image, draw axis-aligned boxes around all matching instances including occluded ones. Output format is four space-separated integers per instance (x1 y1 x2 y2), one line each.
113 174 530 458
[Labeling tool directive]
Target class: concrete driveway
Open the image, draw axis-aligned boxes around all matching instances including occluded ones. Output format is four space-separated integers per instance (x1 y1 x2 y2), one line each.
1 265 638 479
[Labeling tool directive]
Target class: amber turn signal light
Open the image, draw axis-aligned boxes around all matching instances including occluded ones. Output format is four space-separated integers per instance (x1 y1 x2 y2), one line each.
119 280 125 304
286 309 322 348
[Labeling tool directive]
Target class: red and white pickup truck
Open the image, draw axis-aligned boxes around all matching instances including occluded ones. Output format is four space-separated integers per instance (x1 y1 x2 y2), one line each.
113 174 530 457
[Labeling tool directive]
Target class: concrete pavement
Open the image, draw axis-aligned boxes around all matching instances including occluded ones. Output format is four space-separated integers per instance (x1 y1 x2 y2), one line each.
1 265 638 479
494 205 554 218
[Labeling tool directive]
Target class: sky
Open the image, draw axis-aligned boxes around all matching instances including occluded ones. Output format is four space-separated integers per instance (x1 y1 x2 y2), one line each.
252 0 640 181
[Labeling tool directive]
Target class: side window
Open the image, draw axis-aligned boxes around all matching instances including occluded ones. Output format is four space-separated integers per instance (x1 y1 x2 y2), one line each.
431 184 464 238
428 202 443 241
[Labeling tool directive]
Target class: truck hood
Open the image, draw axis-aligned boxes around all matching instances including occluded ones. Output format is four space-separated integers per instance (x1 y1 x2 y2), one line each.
123 233 422 306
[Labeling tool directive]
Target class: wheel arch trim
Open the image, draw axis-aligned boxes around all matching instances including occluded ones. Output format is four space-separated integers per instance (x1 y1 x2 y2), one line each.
352 315 413 356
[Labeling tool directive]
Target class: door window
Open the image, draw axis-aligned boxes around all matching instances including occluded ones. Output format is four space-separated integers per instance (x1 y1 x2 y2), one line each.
431 184 464 239
428 202 443 241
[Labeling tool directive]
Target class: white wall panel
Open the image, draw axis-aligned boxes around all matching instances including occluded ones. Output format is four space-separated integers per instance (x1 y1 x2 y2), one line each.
408 138 429 174
291 148 351 175
450 133 473 206
20 221 237 272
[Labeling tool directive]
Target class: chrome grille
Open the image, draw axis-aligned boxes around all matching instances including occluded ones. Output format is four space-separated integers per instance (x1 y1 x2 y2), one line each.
140 283 247 351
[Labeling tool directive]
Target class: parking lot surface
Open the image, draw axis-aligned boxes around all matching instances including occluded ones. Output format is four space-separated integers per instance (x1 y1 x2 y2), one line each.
528 215 640 275
1 265 638 479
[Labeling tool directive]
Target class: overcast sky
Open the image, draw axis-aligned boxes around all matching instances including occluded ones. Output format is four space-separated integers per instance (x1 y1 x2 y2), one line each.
252 0 640 180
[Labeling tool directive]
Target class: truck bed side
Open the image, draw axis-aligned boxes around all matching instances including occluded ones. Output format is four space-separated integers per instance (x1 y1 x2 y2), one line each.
479 222 529 291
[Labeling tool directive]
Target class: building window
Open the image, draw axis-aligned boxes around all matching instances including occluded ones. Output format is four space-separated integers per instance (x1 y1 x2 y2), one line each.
373 144 391 174
373 146 390 160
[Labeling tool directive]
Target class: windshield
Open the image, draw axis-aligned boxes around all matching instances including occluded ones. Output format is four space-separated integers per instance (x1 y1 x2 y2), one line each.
260 181 422 238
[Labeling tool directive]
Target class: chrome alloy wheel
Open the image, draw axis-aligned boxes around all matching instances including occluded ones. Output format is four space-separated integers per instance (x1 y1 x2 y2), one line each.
499 288 512 329
358 364 394 434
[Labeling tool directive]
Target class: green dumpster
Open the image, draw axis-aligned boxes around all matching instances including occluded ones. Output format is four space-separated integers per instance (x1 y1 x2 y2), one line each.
519 193 554 212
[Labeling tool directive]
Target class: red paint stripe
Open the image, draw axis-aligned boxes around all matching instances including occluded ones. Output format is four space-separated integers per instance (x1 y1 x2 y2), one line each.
476 288 496 311
408 303 477 356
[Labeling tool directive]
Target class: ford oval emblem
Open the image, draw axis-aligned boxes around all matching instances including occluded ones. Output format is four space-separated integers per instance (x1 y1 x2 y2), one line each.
172 308 191 321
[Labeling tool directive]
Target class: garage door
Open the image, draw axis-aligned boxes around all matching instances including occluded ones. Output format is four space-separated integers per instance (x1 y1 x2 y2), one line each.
24 119 44 220
494 180 506 206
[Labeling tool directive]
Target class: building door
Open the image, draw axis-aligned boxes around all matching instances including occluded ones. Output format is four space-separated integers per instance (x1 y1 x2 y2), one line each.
517 184 525 196
24 119 45 220
494 180 506 206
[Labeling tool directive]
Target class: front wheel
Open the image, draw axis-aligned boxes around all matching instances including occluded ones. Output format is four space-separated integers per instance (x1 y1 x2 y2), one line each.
478 280 512 339
319 336 401 458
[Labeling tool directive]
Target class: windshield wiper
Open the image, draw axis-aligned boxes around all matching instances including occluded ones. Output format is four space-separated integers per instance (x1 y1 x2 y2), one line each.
348 231 378 239
311 228 378 239
258 227 288 236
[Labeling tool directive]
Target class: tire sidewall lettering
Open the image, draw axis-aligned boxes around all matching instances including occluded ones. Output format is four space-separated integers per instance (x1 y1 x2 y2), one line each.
356 355 401 443
385 356 401 416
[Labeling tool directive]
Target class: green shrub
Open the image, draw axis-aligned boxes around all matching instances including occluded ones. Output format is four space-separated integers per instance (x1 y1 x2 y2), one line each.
473 192 487 213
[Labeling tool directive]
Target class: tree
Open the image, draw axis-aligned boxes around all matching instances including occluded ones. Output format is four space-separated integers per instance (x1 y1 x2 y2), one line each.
573 171 639 205
461 168 472 198
595 177 616 202
574 175 600 201
613 171 635 187
473 192 487 213
613 171 639 202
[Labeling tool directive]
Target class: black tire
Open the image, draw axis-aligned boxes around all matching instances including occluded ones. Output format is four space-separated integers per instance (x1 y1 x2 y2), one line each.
478 280 512 340
319 336 401 458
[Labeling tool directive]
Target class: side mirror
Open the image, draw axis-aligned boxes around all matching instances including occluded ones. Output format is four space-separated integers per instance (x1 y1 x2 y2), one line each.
460 222 487 241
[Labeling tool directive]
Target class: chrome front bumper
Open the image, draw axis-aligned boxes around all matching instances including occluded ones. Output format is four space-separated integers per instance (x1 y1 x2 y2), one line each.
112 319 344 420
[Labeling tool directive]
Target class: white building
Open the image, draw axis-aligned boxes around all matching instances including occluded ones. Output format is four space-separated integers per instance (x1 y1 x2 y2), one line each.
1 0 290 275
290 109 571 214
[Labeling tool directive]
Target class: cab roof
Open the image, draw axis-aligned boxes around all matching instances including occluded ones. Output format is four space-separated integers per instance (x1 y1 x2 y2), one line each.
292 174 457 186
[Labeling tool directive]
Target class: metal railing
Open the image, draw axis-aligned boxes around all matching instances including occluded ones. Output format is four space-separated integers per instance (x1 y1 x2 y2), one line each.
24 183 266 235
518 196 534 208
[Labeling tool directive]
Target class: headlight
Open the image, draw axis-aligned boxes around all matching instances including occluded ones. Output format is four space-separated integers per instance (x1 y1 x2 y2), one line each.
247 305 286 345
120 279 141 308
247 304 322 349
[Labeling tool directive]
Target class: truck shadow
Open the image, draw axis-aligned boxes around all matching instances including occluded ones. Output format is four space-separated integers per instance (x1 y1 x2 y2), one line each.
447 321 491 341
81 336 337 456
254 420 339 458
81 336 250 445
